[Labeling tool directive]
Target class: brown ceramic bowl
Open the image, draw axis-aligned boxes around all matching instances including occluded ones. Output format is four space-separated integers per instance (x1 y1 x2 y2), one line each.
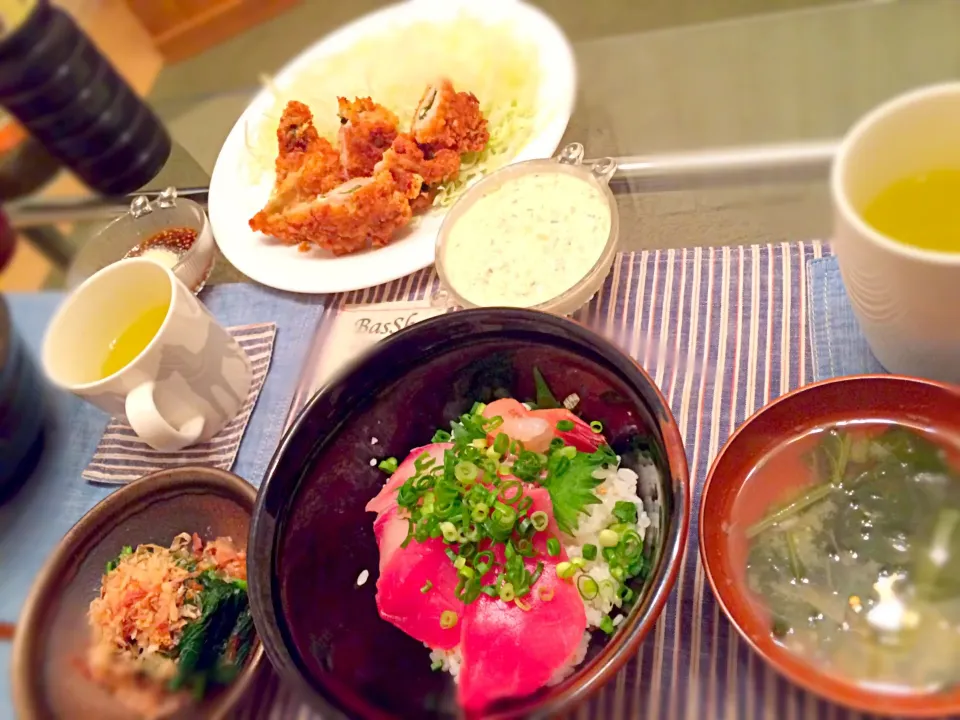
700 374 960 717
249 308 691 719
11 466 263 720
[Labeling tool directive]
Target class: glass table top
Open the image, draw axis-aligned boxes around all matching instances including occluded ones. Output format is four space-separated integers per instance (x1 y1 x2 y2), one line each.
7 0 960 282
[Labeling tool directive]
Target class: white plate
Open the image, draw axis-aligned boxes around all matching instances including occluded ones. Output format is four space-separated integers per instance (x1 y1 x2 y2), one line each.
207 0 576 294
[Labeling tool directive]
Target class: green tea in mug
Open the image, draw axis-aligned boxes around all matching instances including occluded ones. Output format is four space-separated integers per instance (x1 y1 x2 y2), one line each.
100 302 169 379
862 168 960 252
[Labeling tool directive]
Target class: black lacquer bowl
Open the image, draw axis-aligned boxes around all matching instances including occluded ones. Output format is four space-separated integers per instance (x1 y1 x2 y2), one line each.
248 309 690 719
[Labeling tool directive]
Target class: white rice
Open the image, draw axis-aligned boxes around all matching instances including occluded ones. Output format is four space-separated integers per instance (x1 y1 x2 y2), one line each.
425 457 656 685
563 463 654 627
428 644 463 681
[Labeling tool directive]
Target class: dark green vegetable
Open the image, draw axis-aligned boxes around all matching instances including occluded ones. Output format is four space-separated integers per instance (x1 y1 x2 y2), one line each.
169 573 253 698
105 545 133 574
542 445 617 535
532 366 561 409
613 501 638 524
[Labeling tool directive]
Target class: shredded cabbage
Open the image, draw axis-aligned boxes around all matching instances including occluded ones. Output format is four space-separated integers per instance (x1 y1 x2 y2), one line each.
245 15 542 207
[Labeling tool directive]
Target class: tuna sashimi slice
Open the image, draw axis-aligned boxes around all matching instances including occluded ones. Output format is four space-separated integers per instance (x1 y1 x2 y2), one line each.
457 486 585 711
458 559 586 711
373 505 409 572
375 535 464 650
365 443 451 516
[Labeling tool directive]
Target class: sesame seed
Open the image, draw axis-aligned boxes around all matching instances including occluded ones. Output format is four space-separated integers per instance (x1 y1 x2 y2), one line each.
356 569 369 586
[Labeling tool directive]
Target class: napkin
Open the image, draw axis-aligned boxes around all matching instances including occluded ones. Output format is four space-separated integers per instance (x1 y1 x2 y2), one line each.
82 322 276 484
805 254 884 381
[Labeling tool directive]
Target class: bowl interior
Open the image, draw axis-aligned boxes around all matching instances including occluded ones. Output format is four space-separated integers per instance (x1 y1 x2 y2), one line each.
251 309 688 719
700 375 960 717
13 469 260 720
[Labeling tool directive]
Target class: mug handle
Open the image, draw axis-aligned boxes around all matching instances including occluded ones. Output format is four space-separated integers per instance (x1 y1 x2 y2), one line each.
125 382 205 451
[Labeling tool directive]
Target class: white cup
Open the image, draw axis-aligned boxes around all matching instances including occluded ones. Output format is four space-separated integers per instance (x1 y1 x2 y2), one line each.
832 82 960 382
42 258 252 451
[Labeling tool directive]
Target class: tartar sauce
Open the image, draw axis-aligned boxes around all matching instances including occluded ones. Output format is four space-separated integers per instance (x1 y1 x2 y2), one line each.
442 171 611 308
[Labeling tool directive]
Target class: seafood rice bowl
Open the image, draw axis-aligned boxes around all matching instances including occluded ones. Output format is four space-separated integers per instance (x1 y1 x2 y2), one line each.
366 378 660 713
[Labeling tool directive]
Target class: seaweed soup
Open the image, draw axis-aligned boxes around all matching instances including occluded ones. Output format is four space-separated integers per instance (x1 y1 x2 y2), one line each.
741 420 960 692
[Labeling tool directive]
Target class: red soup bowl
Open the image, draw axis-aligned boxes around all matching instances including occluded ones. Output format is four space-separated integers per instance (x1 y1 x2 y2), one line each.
700 374 960 717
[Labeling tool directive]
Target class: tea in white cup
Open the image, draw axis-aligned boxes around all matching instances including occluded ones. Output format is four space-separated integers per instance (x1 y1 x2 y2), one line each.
832 82 960 382
42 258 252 451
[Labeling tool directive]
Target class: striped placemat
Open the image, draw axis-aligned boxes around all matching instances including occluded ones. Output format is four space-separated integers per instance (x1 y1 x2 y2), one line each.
81 322 276 484
242 242 875 720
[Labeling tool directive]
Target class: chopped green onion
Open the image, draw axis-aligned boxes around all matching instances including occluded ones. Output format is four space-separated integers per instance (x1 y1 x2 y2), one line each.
493 432 509 455
571 556 587 569
514 538 535 557
432 429 452 443
474 550 495 575
499 582 516 602
455 461 479 483
546 538 561 557
481 585 498 597
577 575 600 600
471 504 490 522
459 566 476 580
431 659 443 671
611 567 625 581
445 548 457 562
421 581 433 593
613 501 638 524
582 543 598 561
589 420 604 434
617 530 643 561
530 511 549 532
556 561 576 580
471 402 486 415
602 546 618 563
499 480 523 504
549 438 565 451
470 438 487 450
485 415 504 431
440 522 460 543
440 610 459 629
378 457 399 474
555 419 575 432
599 529 620 548
516 496 534 515
599 615 615 635
491 502 517 532
558 445 577 460
530 561 544 585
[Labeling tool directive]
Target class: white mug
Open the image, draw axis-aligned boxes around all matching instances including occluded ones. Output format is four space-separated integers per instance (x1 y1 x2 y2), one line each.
42 258 252 451
832 82 960 382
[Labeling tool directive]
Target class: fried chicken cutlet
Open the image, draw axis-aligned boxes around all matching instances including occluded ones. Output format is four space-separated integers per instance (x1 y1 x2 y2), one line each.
375 133 461 212
249 169 422 256
411 79 489 154
274 100 343 195
338 97 399 179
